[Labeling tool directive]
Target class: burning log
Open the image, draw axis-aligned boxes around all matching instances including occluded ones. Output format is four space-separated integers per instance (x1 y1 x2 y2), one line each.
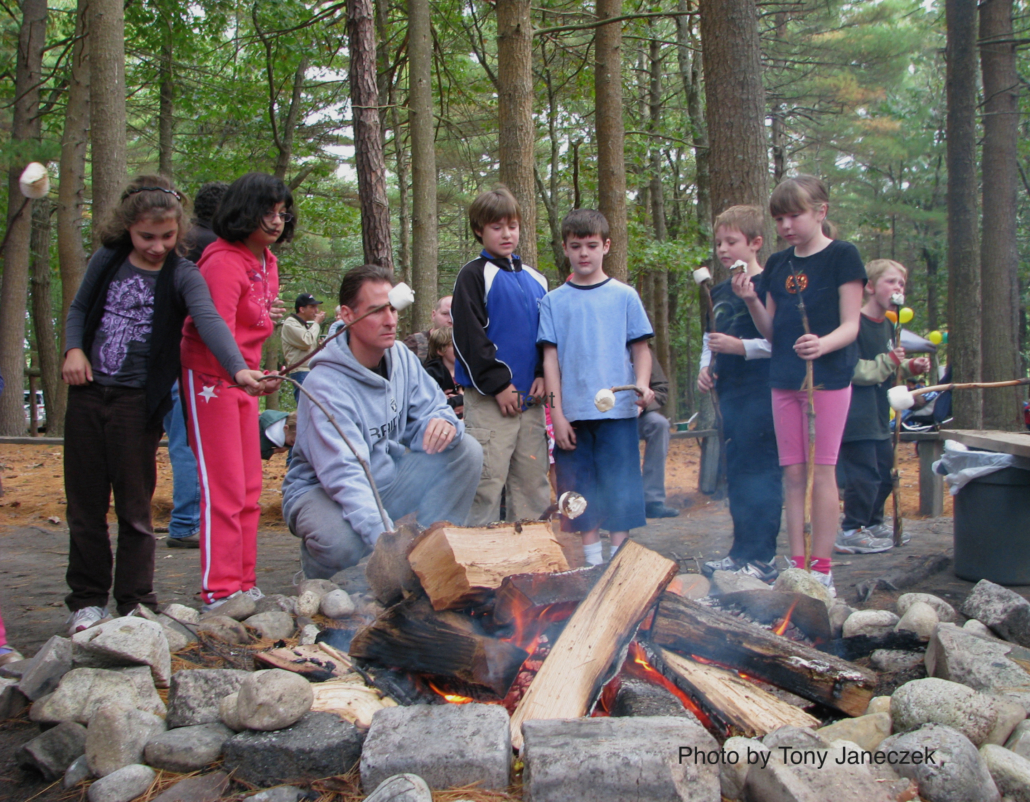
493 564 606 627
717 590 831 642
653 647 820 738
508 540 678 749
650 593 877 717
348 595 528 697
408 521 569 611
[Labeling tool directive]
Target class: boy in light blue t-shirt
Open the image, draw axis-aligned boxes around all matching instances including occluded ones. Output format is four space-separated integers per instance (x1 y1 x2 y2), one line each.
537 210 655 566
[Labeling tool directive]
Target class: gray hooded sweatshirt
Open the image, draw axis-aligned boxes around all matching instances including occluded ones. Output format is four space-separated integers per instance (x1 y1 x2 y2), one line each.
281 332 465 547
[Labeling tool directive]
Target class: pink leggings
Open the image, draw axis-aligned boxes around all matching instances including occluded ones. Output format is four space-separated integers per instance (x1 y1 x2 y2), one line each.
771 386 852 466
0 606 7 648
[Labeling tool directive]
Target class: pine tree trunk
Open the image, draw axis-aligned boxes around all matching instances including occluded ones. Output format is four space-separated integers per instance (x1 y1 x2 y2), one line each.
699 0 769 274
348 0 393 270
595 0 628 281
58 0 90 350
497 0 537 269
0 0 47 434
978 0 1021 429
89 0 127 243
945 0 982 427
30 198 64 435
676 0 710 246
158 31 174 178
408 0 438 331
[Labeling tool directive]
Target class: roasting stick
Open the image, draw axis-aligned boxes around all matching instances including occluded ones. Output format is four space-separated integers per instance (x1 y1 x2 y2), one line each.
785 260 817 569
244 283 418 533
888 293 906 547
693 265 732 494
888 377 1030 410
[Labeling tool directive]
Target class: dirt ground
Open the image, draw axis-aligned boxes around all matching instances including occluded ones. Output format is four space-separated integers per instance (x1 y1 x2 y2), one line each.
0 437 1010 802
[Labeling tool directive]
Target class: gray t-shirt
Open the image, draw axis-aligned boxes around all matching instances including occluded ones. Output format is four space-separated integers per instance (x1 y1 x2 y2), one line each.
90 259 159 388
537 277 653 422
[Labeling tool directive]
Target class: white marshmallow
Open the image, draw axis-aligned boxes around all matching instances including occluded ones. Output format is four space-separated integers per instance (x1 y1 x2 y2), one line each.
888 385 915 411
19 162 49 199
692 267 712 285
388 282 415 311
594 388 616 412
890 291 905 307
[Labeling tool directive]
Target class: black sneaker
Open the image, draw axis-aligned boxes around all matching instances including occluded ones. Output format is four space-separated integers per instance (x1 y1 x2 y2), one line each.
166 534 200 549
701 556 741 577
645 502 680 518
735 559 780 584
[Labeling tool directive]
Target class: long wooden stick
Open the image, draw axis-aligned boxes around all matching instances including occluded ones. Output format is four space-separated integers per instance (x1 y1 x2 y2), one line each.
789 261 815 570
279 301 392 375
890 316 905 547
912 377 1030 398
699 279 728 491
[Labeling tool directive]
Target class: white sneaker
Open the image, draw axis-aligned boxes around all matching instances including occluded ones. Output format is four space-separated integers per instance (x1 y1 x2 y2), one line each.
67 606 111 636
868 522 911 544
202 590 242 614
834 528 894 554
811 570 837 599
243 587 265 601
701 556 741 577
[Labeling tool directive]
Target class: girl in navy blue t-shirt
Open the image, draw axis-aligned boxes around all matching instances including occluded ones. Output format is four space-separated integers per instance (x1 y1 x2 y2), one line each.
733 175 865 596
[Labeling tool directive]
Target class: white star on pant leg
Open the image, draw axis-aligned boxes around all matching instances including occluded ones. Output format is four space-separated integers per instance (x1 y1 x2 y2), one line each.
199 385 218 403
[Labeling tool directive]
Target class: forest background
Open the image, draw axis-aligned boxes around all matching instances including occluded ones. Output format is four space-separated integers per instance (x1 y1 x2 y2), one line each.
0 0 1027 437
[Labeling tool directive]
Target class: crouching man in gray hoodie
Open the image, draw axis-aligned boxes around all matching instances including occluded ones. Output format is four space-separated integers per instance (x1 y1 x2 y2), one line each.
282 265 483 579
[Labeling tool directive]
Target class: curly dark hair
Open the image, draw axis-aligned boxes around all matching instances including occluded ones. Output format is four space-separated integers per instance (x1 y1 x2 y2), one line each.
211 172 295 244
96 174 188 251
192 181 229 224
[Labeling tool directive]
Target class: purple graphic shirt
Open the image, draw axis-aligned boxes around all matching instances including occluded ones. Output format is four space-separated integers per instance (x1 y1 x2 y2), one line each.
90 260 158 388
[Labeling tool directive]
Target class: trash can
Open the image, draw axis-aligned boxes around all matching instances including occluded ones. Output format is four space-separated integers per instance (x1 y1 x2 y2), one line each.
953 465 1030 585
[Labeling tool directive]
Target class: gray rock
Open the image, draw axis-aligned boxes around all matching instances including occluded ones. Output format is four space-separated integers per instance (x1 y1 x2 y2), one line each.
16 721 87 781
244 612 295 641
982 744 1030 802
197 615 252 644
363 774 432 802
166 668 250 727
116 665 166 717
962 580 1030 647
159 625 191 653
773 568 833 607
246 786 303 802
150 770 229 802
63 754 91 789
927 623 1030 712
828 602 855 639
144 722 234 772
896 601 939 640
71 617 171 687
86 764 155 802
362 704 510 792
156 614 198 645
253 595 296 616
669 573 711 600
745 739 895 802
866 696 892 715
720 737 766 801
877 723 1000 802
161 603 200 625
320 589 356 619
891 678 998 746
297 578 338 599
86 702 166 777
870 649 925 672
762 726 830 751
0 676 28 719
710 569 771 596
966 619 997 639
843 610 900 639
898 592 958 623
223 711 363 786
220 692 243 731
294 591 321 618
200 593 256 622
610 677 696 719
0 658 30 679
17 636 72 701
815 713 892 752
521 715 721 802
986 696 1027 746
31 668 145 725
297 625 320 646
236 670 313 731
1006 720 1030 760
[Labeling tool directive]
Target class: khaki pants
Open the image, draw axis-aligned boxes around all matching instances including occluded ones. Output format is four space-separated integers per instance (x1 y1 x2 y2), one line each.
464 388 552 524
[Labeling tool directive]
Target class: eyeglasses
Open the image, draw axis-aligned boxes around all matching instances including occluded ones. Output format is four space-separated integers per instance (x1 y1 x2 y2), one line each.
263 211 294 223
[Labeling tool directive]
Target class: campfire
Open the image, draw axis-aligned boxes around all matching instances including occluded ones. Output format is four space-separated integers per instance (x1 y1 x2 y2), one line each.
338 514 878 748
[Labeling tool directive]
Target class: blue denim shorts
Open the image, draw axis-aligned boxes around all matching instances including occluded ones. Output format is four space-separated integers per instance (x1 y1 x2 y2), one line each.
554 416 646 533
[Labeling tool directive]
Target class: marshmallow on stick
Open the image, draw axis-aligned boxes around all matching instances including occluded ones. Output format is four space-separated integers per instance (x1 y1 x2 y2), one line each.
692 266 712 285
388 282 415 311
19 163 49 199
558 491 587 520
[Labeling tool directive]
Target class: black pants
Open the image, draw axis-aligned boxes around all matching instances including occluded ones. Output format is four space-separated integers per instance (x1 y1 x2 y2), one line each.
64 384 162 615
838 438 893 531
721 391 783 565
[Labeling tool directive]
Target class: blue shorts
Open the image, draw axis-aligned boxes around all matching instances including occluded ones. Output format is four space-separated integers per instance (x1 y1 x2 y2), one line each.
554 417 646 533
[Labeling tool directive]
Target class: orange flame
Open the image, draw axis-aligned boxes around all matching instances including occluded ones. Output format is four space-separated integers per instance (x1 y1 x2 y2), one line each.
427 681 474 705
772 599 799 636
627 643 712 729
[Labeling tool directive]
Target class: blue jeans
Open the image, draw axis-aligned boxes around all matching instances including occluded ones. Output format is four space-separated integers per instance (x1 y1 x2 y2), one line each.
163 382 200 538
290 370 309 403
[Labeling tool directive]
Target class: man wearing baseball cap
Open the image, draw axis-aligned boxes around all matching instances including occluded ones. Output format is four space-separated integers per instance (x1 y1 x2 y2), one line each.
282 293 325 400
